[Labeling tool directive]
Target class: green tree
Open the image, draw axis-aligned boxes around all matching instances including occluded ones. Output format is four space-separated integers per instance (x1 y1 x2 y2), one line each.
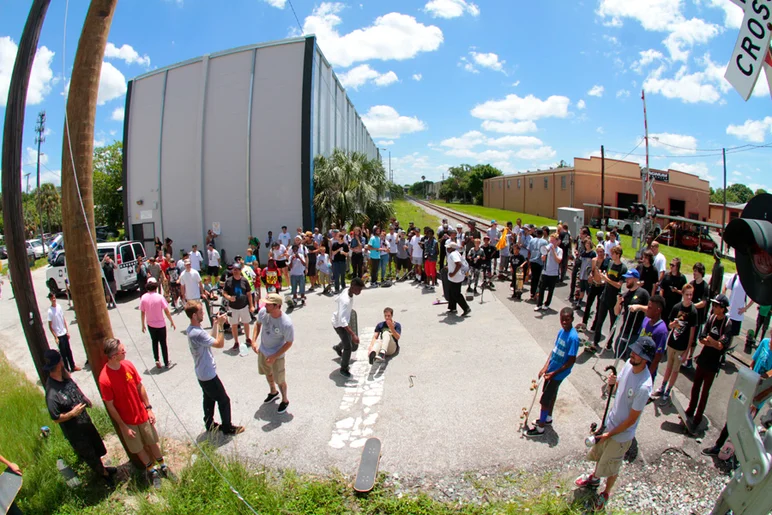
710 188 741 204
755 188 768 196
38 183 60 235
468 164 503 205
92 141 124 228
726 183 754 203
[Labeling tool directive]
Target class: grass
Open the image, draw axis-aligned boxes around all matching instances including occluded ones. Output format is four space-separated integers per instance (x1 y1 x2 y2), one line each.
431 200 736 274
1 350 633 514
391 199 441 230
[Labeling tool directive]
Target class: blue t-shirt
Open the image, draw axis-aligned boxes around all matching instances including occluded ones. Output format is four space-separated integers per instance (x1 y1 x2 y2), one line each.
639 317 668 356
244 255 256 266
547 328 580 381
368 236 381 260
374 320 402 339
752 340 772 375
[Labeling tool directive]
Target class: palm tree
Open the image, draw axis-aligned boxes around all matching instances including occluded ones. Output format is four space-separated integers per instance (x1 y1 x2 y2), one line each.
313 149 394 230
38 182 59 235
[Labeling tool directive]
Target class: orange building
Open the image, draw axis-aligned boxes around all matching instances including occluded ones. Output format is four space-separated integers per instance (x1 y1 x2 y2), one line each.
483 156 711 223
708 202 744 226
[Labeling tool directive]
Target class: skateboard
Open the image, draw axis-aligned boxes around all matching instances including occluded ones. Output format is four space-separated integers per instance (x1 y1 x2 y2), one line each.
353 437 381 493
0 469 22 514
519 378 543 435
670 389 698 435
350 309 358 338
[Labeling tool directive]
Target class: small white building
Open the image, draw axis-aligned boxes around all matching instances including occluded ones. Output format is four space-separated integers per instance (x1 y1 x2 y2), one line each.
123 35 378 260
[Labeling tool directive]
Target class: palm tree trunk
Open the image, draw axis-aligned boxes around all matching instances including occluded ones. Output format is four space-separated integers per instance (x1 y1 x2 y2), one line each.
60 0 141 464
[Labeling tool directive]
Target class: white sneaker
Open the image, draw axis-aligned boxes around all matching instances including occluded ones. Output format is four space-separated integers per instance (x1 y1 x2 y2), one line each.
534 305 543 311
376 351 386 362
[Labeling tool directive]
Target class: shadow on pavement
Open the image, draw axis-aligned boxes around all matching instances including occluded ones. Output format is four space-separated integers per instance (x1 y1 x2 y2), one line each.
195 430 233 448
328 369 351 387
142 363 176 376
254 402 294 432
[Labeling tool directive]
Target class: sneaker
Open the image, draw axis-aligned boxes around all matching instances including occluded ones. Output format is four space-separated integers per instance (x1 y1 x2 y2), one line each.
534 305 543 311
594 491 609 510
158 464 175 480
377 350 386 362
653 387 665 397
230 342 240 351
525 425 545 437
147 468 162 489
263 391 280 404
660 391 671 403
462 308 472 317
332 345 342 357
340 368 352 378
222 425 245 435
543 416 553 425
575 473 601 488
277 401 289 413
683 358 693 369
369 351 376 365
207 422 221 433
155 361 162 369
701 446 720 457
446 308 457 315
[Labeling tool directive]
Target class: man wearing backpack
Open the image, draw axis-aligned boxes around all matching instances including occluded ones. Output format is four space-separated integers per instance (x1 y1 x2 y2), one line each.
722 273 754 363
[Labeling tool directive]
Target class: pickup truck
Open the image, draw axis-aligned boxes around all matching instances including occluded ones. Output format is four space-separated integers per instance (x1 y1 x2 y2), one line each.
606 218 661 237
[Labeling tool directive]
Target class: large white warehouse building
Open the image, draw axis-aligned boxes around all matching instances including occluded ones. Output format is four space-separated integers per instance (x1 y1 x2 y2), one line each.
123 35 379 259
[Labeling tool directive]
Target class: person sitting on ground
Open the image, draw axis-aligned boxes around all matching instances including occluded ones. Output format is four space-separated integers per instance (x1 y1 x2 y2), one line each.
368 307 402 364
526 307 580 437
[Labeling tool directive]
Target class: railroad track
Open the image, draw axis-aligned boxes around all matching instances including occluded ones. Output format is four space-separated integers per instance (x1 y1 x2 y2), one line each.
409 198 493 231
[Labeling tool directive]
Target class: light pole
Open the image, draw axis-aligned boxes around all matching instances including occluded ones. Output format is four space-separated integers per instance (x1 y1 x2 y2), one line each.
380 147 392 183
421 175 426 199
35 110 46 254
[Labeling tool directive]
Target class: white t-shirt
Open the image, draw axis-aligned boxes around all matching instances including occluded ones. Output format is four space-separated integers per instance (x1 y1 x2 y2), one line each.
278 231 292 247
189 250 203 271
725 274 747 322
604 240 618 256
313 233 323 245
272 244 287 262
207 249 220 267
410 235 423 258
653 252 666 276
331 289 354 328
179 269 203 300
47 304 67 337
447 250 466 283
385 233 398 253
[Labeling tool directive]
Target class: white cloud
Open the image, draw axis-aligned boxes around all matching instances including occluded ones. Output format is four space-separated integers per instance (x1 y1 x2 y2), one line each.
300 3 444 68
603 35 619 45
471 93 570 122
26 146 48 167
487 135 543 147
338 64 398 90
643 54 731 104
480 120 538 134
104 43 150 67
391 152 449 183
111 107 125 122
706 0 743 29
631 49 664 74
511 80 520 87
670 161 715 182
263 0 287 8
440 130 487 150
361 105 426 139
467 51 505 73
424 0 480 19
726 117 772 143
597 127 605 134
98 61 127 105
616 89 630 98
650 132 698 154
377 140 395 146
516 146 556 161
576 99 586 110
412 73 422 81
587 85 604 97
663 18 720 62
0 36 55 107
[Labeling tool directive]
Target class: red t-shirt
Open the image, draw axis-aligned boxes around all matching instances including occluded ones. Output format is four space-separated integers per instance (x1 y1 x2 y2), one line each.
99 361 148 425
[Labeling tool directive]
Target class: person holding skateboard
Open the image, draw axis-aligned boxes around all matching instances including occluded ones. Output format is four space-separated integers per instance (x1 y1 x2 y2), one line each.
526 307 580 437
587 245 627 352
575 338 655 510
332 278 366 378
368 307 402 364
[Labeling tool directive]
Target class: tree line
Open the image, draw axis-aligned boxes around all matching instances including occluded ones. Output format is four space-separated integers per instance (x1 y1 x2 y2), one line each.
709 183 767 205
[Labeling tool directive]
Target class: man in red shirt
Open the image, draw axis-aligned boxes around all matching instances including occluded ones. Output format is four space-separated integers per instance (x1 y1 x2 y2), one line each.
99 338 171 488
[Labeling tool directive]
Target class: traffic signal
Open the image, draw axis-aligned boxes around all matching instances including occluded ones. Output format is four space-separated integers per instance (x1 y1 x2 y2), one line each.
628 203 647 219
724 193 772 305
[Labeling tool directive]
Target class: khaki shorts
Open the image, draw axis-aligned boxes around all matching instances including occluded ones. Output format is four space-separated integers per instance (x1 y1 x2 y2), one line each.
229 305 251 326
258 352 286 384
666 346 686 370
586 437 632 477
125 420 159 454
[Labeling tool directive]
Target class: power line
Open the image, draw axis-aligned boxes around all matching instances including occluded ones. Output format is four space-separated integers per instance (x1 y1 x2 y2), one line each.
603 138 645 171
287 0 303 32
605 143 772 160
649 140 754 153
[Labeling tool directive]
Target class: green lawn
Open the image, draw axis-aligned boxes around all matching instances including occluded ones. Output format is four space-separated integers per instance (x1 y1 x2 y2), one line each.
391 199 441 230
431 200 736 274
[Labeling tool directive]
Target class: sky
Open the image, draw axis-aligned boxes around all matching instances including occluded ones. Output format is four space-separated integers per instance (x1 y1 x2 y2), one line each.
1 0 771 193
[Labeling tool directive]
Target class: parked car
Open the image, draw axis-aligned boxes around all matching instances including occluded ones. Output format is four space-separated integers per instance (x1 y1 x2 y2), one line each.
27 239 50 259
46 240 146 296
0 245 6 259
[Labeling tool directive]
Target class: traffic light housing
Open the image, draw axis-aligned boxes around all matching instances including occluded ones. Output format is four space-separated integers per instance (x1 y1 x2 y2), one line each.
724 193 772 305
628 203 647 219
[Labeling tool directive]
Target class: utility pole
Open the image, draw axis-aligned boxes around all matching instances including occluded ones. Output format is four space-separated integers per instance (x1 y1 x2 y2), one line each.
721 148 727 255
1 0 52 385
641 90 650 209
24 173 31 194
600 145 606 232
35 110 46 254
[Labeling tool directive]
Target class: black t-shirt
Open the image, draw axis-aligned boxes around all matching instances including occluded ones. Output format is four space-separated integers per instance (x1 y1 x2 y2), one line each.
167 265 180 283
696 315 731 372
224 276 251 310
601 261 628 304
637 263 659 295
102 262 116 282
510 253 526 270
482 245 495 264
667 302 698 351
331 241 349 263
660 272 688 319
45 377 94 441
691 279 709 324
623 287 650 334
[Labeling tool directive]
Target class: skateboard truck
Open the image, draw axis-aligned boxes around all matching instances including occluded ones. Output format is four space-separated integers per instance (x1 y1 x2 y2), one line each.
529 379 538 391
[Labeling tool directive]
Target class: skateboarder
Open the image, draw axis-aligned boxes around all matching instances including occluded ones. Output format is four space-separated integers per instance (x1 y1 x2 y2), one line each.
332 278 366 377
252 294 294 413
575 338 655 510
368 307 402 364
526 307 580 437
445 241 471 317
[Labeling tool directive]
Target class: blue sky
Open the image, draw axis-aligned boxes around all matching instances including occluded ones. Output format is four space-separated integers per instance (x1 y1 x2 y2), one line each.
1 0 770 192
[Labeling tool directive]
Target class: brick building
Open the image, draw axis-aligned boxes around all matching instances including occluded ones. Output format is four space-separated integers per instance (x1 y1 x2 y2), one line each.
483 156 711 223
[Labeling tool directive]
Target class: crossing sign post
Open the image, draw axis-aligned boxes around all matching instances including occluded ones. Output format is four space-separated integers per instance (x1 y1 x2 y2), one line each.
724 0 772 100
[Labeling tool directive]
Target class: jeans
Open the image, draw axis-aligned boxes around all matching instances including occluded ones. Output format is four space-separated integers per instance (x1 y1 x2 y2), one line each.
592 300 617 346
380 254 389 280
447 281 470 313
57 334 76 372
198 375 233 431
334 326 354 371
370 258 381 283
351 252 364 278
559 245 569 281
583 285 604 325
148 325 169 366
569 256 580 299
529 261 543 297
538 274 558 307
332 260 346 292
439 245 447 270
290 274 306 296
686 364 717 423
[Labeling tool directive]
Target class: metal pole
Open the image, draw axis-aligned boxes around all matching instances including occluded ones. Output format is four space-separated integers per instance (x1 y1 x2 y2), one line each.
721 148 727 255
388 150 392 183
601 145 606 232
641 90 650 209
35 111 45 255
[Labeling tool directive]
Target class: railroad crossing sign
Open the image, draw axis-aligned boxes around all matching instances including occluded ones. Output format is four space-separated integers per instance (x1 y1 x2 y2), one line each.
724 0 772 100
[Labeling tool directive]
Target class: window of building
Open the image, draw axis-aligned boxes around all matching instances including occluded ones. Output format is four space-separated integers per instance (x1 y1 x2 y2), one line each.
544 177 548 189
561 176 567 190
529 178 533 189
517 179 521 189
507 180 511 189
498 181 502 189
688 212 699 220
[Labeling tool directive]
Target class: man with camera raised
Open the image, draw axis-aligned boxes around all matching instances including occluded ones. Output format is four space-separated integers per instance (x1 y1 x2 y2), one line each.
222 264 254 352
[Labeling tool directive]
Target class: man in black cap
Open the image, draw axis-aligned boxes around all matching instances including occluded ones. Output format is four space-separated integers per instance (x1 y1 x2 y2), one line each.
576 337 655 510
43 349 117 485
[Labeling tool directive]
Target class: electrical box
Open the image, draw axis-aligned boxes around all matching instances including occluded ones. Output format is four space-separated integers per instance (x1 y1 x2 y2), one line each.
557 207 585 238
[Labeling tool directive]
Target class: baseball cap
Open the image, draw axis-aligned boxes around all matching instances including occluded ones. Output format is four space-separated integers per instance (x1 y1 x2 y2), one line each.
232 263 242 271
43 349 62 372
711 294 730 309
622 269 640 279
630 336 656 362
490 219 497 224
456 223 463 228
445 240 460 249
597 231 605 238
265 293 283 306
147 277 158 285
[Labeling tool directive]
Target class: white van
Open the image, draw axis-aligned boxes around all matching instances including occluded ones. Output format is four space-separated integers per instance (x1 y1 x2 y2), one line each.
46 241 147 295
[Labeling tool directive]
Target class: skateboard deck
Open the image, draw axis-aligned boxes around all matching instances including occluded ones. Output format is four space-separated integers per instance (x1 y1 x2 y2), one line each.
350 309 358 338
0 470 22 514
520 378 543 435
354 437 381 493
670 390 698 435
